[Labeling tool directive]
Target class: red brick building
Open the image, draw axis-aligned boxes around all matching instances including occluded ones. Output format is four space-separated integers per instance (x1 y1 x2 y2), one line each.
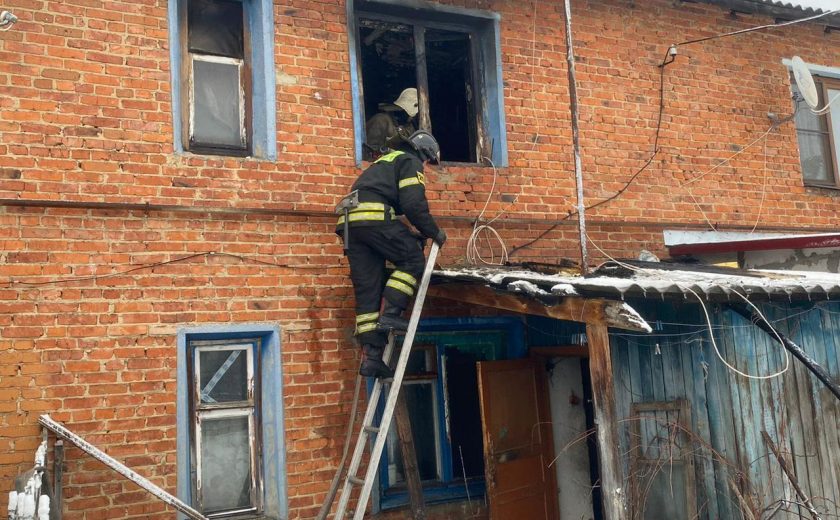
2 0 840 519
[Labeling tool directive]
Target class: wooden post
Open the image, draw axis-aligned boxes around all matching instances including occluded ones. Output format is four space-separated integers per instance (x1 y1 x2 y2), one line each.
394 394 426 520
585 323 625 520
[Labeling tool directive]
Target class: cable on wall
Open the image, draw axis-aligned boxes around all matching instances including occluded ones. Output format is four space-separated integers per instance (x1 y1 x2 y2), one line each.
3 251 332 287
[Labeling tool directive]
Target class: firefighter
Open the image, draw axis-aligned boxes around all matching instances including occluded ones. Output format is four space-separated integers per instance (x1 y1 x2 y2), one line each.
337 129 446 378
364 88 418 159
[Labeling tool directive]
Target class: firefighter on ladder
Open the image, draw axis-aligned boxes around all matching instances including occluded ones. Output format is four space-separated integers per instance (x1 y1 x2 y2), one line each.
337 129 447 378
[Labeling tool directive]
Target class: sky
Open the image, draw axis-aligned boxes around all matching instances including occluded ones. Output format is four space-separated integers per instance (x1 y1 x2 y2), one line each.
764 0 840 11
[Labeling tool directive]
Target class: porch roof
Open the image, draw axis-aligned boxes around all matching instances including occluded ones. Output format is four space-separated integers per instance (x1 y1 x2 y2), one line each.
432 260 840 303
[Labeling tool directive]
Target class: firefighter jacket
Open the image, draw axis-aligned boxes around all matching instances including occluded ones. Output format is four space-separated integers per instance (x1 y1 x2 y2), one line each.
337 149 441 240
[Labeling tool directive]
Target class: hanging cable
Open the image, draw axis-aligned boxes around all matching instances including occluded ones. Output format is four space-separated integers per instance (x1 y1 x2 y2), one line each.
675 8 840 47
687 287 790 381
509 48 675 258
466 157 511 265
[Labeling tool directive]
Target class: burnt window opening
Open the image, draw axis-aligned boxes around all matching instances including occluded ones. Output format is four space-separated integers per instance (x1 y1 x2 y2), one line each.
182 0 251 156
357 17 482 163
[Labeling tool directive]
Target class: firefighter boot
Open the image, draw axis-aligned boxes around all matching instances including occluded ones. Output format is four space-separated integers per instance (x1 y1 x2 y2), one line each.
376 300 409 333
359 344 395 378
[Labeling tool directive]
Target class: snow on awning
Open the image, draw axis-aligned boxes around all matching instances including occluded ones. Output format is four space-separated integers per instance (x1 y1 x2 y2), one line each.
432 261 840 303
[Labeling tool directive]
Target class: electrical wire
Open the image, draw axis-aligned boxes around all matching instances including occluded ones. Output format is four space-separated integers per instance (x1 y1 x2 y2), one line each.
466 157 511 265
675 8 840 47
687 286 790 381
3 251 331 287
511 6 840 258
509 48 674 258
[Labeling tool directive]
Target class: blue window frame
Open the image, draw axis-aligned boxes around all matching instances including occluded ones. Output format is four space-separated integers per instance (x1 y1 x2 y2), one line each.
372 317 525 512
347 0 507 166
168 0 277 159
176 324 287 520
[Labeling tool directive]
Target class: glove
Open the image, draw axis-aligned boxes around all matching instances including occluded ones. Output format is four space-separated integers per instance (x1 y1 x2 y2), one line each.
434 229 447 246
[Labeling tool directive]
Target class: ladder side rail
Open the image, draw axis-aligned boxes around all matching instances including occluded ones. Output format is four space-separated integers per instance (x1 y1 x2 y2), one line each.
334 333 398 518
352 243 439 520
334 373 387 517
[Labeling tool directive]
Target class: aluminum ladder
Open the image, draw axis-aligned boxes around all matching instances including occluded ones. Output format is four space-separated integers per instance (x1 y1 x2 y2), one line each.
333 242 439 520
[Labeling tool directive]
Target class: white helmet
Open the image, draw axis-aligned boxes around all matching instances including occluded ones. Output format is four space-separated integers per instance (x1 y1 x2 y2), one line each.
393 88 419 118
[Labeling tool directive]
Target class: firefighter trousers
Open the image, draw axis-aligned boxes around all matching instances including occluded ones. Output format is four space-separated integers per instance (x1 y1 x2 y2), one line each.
344 224 426 348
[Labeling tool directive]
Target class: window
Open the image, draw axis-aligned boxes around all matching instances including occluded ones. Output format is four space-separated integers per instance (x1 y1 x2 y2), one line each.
190 340 261 516
793 76 840 186
628 400 697 520
350 0 507 165
374 319 525 511
169 0 276 159
177 325 287 520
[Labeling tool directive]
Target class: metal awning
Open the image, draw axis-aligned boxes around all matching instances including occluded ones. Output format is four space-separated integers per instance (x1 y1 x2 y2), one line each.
432 261 840 303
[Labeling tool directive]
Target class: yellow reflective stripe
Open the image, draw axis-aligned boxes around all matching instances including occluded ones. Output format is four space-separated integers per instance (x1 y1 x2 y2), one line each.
353 202 385 211
398 177 421 189
386 278 415 296
416 171 425 185
374 150 404 163
356 312 379 324
356 322 378 334
337 212 386 225
391 271 417 286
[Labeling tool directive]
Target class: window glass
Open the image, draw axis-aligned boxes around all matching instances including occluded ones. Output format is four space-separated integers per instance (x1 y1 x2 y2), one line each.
192 58 244 149
188 0 244 58
829 87 840 184
199 414 253 512
198 348 248 404
793 80 835 184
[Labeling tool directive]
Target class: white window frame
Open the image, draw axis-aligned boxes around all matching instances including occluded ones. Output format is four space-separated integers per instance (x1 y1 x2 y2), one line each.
189 54 248 152
191 341 262 517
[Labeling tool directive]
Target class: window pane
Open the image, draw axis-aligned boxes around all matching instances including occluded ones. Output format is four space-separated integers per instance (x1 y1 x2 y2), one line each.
829 87 840 184
188 0 244 58
793 80 827 131
640 464 689 520
445 348 484 479
798 131 833 182
198 348 248 403
386 382 439 485
199 415 253 513
192 58 244 149
426 29 477 162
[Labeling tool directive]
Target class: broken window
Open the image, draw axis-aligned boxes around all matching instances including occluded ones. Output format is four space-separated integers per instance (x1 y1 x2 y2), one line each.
628 400 697 520
384 345 442 485
189 339 262 517
793 75 840 187
352 2 506 165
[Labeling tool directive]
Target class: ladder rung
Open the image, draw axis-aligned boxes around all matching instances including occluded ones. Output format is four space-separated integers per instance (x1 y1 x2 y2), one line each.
363 425 380 435
379 377 394 384
348 476 365 486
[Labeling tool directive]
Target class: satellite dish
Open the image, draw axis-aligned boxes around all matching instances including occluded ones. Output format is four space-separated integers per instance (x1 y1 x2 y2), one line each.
791 56 820 110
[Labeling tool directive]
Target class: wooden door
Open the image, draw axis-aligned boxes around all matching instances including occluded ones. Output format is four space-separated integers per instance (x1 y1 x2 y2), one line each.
477 358 560 520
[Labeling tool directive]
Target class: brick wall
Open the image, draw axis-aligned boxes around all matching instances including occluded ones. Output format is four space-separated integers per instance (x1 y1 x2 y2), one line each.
2 0 840 518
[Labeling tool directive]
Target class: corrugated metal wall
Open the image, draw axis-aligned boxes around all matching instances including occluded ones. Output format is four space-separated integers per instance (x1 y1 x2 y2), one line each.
610 300 840 519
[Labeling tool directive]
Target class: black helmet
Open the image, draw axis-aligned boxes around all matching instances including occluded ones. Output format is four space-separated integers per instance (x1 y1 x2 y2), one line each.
406 130 440 164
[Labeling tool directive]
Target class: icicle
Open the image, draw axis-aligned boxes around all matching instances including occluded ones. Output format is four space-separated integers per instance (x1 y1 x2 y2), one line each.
9 491 19 520
37 495 50 520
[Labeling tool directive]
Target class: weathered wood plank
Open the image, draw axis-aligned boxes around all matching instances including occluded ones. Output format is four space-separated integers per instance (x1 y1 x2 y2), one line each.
586 323 625 520
426 284 651 332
